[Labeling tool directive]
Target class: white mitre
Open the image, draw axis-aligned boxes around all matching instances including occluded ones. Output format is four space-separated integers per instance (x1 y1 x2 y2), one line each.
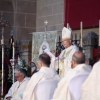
62 27 72 40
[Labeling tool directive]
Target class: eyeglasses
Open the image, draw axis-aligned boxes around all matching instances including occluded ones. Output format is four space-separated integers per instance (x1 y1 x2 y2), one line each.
15 75 21 78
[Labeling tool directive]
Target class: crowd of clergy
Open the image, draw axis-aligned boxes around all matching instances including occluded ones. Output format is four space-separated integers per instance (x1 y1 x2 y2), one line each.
4 27 100 100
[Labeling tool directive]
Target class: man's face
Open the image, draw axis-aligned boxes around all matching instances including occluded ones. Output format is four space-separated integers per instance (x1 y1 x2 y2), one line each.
62 39 71 48
15 72 24 82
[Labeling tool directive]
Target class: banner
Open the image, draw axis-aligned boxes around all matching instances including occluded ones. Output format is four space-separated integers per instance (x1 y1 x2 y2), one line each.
31 31 57 68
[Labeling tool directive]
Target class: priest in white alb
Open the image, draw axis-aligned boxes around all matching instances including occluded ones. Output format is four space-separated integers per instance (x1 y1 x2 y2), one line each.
51 27 79 78
82 54 100 100
22 54 60 100
5 68 30 100
53 51 92 100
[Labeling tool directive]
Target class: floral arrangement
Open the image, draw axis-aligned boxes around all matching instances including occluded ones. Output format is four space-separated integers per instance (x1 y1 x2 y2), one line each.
8 57 29 83
16 58 29 71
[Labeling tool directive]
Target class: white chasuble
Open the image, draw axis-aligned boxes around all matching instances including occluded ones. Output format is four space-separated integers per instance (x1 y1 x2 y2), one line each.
51 45 79 78
82 61 100 100
22 67 60 100
5 77 30 100
53 64 92 100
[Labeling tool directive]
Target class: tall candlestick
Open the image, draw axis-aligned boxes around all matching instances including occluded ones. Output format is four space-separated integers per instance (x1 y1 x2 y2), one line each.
80 22 83 47
13 42 15 59
11 38 12 44
1 39 3 45
67 23 69 28
0 14 10 99
99 20 100 46
12 42 15 84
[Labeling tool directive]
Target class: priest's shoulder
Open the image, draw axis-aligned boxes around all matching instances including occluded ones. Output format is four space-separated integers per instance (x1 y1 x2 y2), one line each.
11 81 19 87
64 69 77 78
25 77 30 81
73 45 79 51
31 71 44 78
93 61 100 69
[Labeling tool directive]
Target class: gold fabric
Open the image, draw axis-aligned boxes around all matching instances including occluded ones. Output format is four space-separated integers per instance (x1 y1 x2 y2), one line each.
59 49 72 77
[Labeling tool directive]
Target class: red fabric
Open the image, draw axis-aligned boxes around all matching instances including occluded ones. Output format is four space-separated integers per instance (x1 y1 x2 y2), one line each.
64 0 100 29
93 48 99 57
55 53 60 57
15 56 18 60
4 82 7 95
4 58 9 96
4 58 9 65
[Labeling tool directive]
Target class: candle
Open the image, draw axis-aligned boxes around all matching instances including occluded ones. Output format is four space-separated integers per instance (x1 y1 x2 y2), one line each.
13 42 15 59
12 42 15 84
73 34 75 40
1 39 4 45
67 23 69 28
11 38 12 43
80 22 83 47
99 20 100 46
1 39 2 45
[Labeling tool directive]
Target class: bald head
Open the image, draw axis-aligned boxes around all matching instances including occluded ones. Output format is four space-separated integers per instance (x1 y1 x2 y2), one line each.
71 51 85 68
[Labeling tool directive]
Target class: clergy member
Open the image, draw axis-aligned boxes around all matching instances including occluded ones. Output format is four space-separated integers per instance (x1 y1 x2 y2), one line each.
51 27 79 78
53 51 91 100
5 68 30 100
82 54 100 100
23 54 60 100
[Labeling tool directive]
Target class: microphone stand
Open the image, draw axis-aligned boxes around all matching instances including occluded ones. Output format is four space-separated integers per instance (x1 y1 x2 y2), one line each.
57 56 59 74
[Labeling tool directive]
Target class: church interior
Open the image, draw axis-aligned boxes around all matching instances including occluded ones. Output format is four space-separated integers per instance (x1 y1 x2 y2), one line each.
0 0 100 99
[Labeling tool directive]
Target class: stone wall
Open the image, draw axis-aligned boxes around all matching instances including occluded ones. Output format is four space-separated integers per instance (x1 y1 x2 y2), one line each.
36 0 64 32
0 0 99 63
0 0 36 41
0 0 99 39
0 0 36 63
